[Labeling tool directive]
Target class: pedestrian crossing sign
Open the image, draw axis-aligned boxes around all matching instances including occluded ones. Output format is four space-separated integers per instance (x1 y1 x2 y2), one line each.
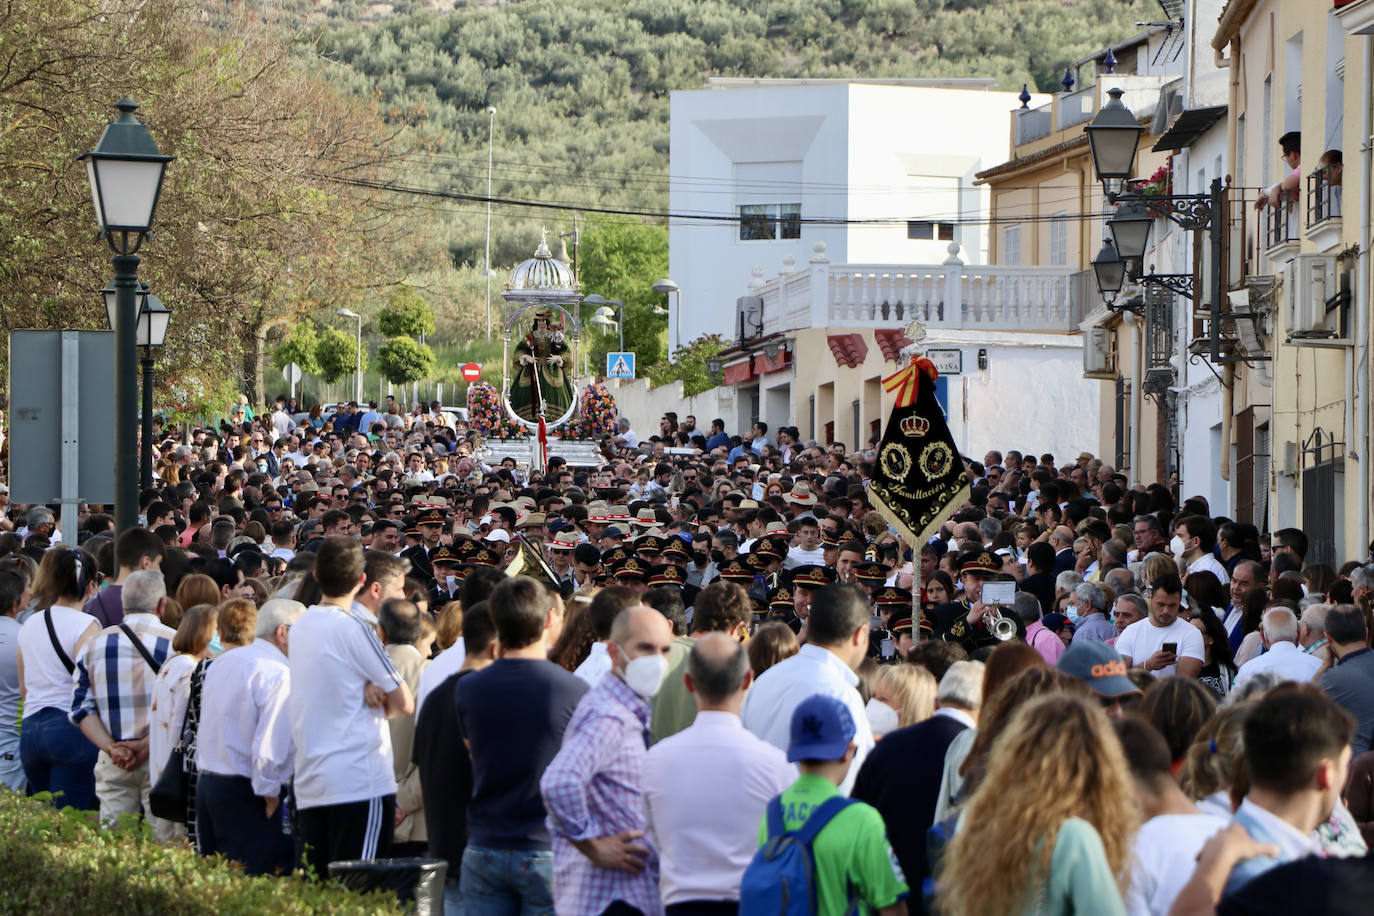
607 352 636 379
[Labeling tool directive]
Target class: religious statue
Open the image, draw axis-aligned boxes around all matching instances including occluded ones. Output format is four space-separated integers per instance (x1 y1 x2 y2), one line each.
510 310 574 422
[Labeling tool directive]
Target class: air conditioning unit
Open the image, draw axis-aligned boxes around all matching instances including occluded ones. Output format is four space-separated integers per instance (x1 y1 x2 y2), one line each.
1229 288 1271 359
736 296 763 343
1083 327 1115 379
1285 254 1343 343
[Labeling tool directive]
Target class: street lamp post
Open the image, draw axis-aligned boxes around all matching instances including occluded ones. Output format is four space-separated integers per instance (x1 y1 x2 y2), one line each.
652 278 681 359
81 98 173 533
336 308 363 403
585 295 622 349
485 105 496 341
103 286 170 491
585 295 624 353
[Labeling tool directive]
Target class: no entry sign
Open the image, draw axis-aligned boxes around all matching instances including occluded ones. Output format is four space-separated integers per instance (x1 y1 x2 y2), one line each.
461 362 481 383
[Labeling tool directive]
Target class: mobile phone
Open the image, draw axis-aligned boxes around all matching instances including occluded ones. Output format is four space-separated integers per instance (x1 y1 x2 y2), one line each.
1162 641 1178 654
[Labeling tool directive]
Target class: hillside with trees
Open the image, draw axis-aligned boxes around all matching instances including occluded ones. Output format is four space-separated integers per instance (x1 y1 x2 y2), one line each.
309 0 1163 268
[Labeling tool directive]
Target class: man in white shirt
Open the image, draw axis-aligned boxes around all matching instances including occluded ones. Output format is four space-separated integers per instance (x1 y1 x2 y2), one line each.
1116 574 1205 679
195 599 302 876
288 536 413 879
645 634 794 911
1176 514 1230 585
270 401 297 439
1234 607 1323 689
573 586 638 686
352 552 409 628
1118 717 1228 916
784 516 825 569
613 416 639 450
742 583 874 794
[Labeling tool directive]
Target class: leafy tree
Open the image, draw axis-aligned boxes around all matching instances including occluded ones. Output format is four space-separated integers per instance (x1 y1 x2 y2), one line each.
646 333 729 397
376 337 437 385
316 326 366 383
272 322 322 375
376 287 436 339
0 0 433 406
578 219 670 373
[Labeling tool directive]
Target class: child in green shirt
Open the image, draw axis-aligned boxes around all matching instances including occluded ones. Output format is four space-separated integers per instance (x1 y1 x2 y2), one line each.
759 694 909 916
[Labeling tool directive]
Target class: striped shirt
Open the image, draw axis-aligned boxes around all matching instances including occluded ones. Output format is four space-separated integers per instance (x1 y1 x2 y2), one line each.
541 672 660 916
69 613 175 741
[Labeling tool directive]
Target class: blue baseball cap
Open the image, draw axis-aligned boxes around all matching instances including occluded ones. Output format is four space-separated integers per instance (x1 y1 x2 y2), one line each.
787 694 857 763
1057 641 1140 698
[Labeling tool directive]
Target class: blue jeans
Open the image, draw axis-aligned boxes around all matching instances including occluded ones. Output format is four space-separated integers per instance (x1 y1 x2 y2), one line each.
0 731 24 792
460 846 554 916
20 707 97 811
444 877 463 916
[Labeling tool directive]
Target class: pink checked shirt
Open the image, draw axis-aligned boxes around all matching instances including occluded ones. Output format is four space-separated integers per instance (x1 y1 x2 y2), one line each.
541 671 661 916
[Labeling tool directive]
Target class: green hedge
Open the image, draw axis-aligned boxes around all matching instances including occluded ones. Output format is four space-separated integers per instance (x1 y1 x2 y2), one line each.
0 793 406 915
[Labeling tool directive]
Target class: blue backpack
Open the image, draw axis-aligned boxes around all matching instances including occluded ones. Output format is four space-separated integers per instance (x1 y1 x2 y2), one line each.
739 794 857 916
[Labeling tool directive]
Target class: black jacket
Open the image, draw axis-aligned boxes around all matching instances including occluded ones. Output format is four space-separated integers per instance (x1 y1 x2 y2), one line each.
851 713 970 916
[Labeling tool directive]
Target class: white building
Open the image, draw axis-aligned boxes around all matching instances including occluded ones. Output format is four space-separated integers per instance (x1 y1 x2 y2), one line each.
662 78 1102 461
667 78 1040 355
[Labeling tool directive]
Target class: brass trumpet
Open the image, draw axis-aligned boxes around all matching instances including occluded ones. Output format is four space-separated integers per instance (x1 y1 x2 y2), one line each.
983 607 1018 641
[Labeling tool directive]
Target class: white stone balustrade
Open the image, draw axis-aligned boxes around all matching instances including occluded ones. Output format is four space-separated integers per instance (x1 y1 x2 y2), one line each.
757 242 1083 335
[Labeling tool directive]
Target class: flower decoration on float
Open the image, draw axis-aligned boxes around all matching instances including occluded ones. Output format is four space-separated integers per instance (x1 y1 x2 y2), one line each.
466 381 527 439
564 382 618 441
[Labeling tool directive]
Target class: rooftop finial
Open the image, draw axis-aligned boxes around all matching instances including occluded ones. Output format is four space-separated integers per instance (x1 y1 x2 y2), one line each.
1061 68 1076 93
1103 48 1118 74
1018 84 1032 109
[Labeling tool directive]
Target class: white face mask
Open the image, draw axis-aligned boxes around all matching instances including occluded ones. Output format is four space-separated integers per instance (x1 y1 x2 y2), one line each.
621 653 669 699
865 697 900 736
1169 535 1186 558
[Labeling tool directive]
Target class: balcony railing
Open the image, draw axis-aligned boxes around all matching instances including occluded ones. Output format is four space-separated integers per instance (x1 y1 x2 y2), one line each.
753 243 1084 337
1264 204 1298 251
1056 85 1095 130
1015 104 1052 145
1010 76 1171 151
1307 166 1342 225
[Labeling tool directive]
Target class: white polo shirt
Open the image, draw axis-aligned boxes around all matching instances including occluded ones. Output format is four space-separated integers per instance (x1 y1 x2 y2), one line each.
741 643 874 795
644 711 795 906
288 604 404 809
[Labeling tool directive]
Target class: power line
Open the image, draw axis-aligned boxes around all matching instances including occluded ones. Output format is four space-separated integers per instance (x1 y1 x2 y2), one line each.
317 171 1120 227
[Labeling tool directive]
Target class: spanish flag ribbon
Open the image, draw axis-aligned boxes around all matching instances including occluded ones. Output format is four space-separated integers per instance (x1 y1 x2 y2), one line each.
882 357 939 408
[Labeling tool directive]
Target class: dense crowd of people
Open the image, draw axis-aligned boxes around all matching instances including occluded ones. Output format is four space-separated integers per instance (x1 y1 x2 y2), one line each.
1 394 1373 915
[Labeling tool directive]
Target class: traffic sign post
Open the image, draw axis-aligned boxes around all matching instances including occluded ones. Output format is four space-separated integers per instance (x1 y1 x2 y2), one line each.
461 362 482 383
282 361 302 401
607 351 636 379
10 330 116 542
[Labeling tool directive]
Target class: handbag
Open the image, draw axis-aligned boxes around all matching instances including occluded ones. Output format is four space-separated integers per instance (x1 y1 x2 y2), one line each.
148 659 205 822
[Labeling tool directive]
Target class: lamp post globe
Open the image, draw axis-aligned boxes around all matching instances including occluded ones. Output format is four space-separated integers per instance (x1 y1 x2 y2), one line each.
1084 87 1144 197
137 292 172 349
102 281 149 331
1092 238 1127 298
81 98 174 240
82 97 173 534
1107 194 1153 262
